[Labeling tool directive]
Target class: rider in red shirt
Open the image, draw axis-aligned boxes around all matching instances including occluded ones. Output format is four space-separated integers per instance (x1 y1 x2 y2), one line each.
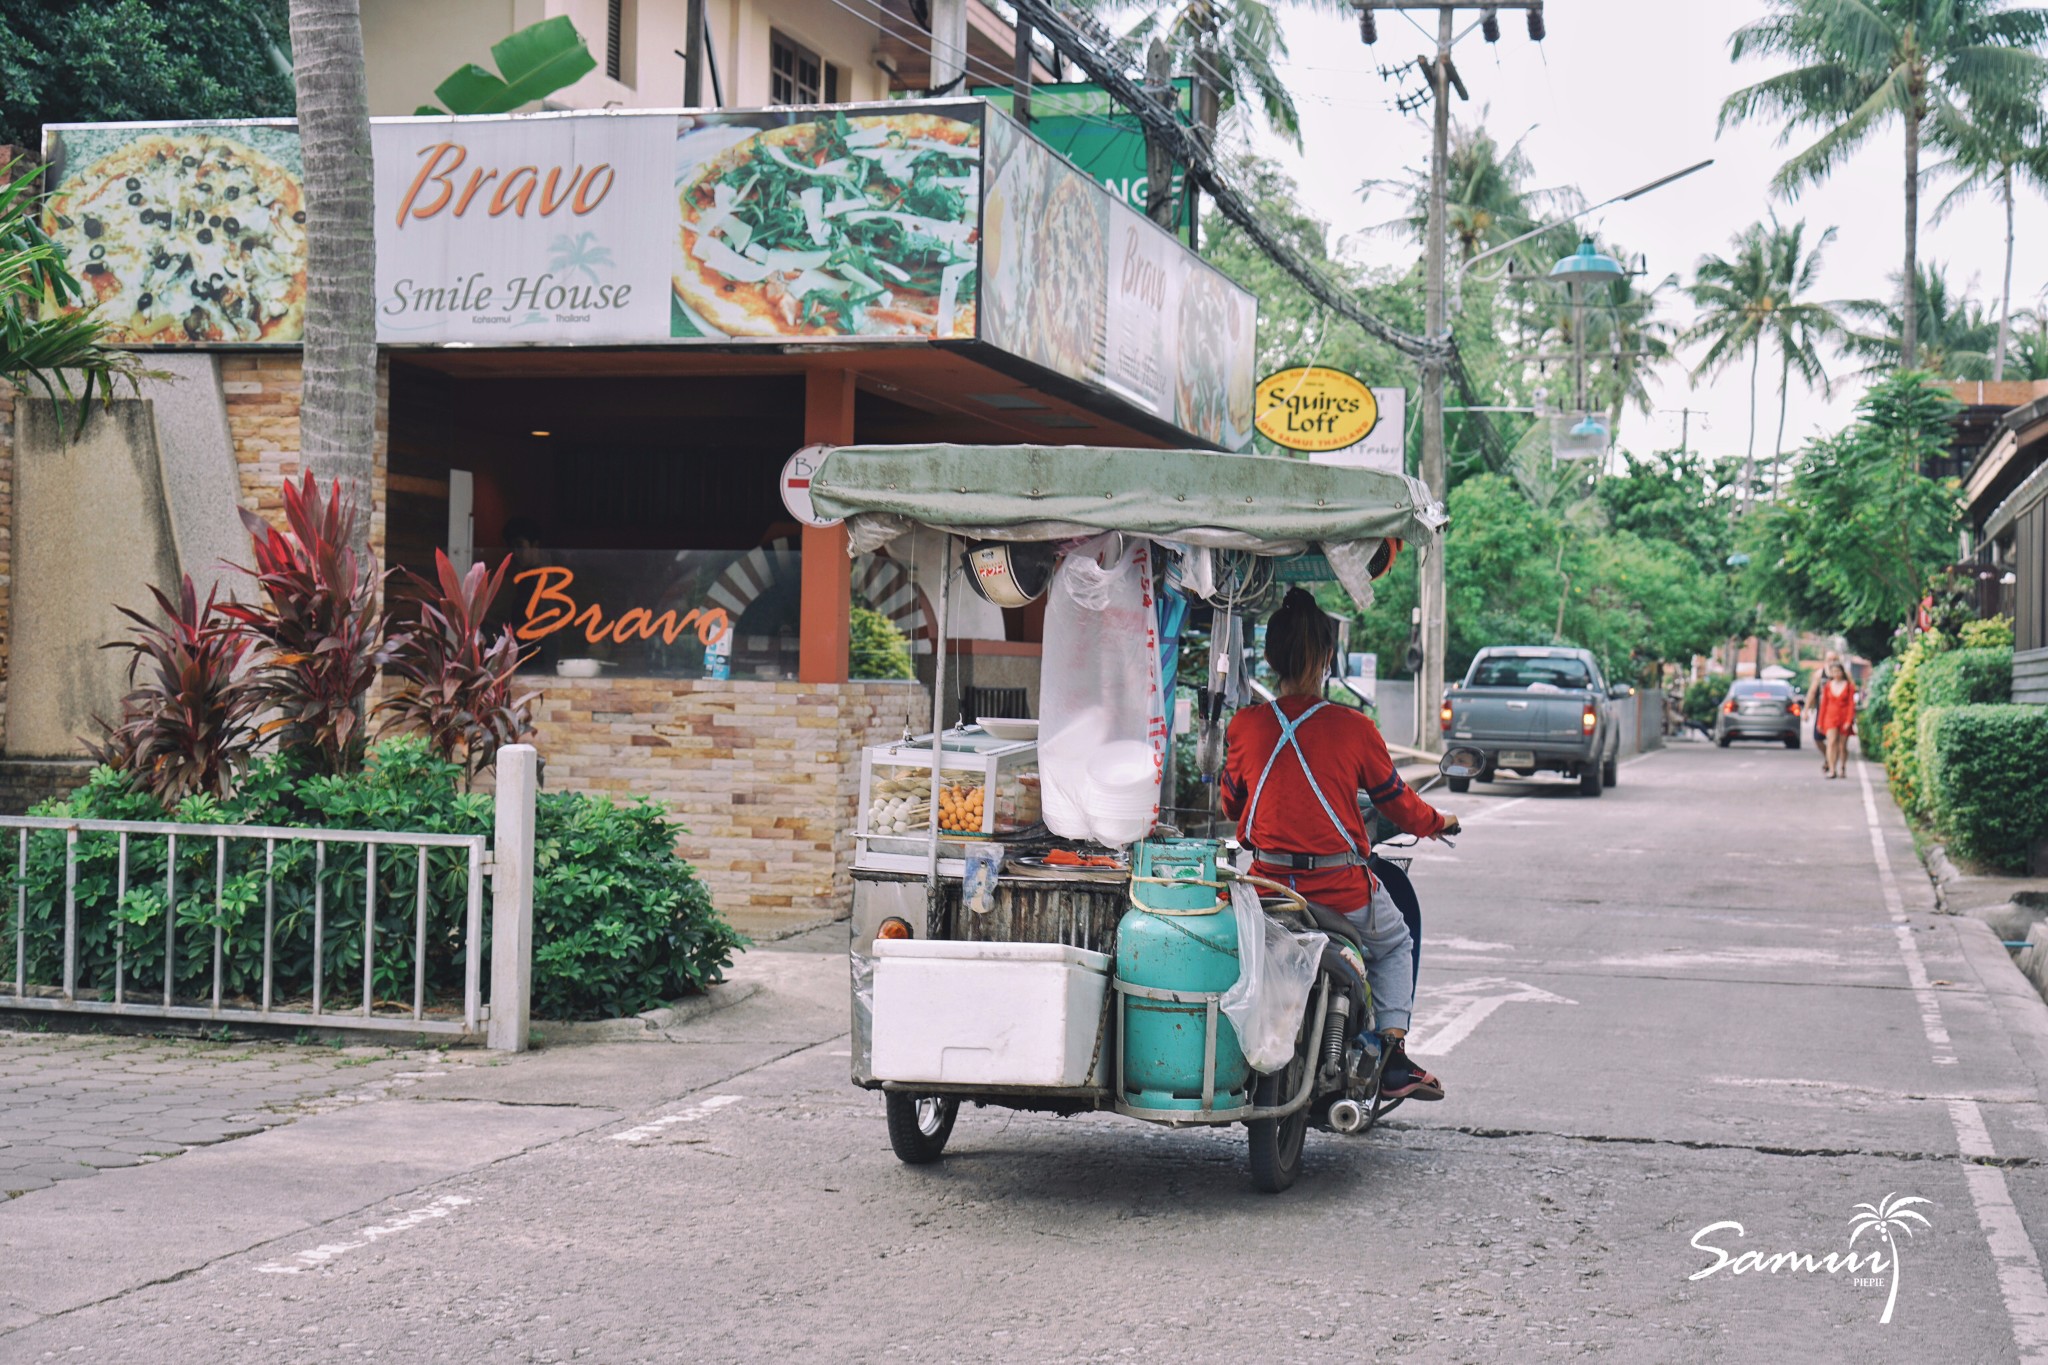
1221 589 1459 1100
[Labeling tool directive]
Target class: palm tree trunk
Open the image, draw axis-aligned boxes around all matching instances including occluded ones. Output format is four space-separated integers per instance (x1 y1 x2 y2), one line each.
287 0 378 564
1995 162 2014 383
1773 347 1791 499
1901 101 1921 370
1743 340 1760 507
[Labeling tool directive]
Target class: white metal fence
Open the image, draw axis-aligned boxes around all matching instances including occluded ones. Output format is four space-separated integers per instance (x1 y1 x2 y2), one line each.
0 746 538 1050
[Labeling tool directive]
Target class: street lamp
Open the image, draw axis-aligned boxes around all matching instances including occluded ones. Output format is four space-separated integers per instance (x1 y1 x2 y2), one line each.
1548 235 1624 423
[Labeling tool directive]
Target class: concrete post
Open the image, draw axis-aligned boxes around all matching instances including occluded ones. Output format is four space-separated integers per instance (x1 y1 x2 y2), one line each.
489 744 537 1052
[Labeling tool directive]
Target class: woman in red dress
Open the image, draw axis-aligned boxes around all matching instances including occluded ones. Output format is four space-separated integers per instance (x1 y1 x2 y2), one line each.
1815 660 1858 779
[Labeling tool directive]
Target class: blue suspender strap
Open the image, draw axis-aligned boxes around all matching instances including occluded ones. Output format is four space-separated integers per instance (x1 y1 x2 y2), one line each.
1241 701 1362 859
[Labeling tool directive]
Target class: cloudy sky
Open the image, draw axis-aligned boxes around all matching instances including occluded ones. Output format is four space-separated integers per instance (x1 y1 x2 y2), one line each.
1238 0 2048 461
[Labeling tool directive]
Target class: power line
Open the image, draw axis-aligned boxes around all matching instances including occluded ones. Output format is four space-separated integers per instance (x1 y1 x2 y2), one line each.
1009 0 1445 362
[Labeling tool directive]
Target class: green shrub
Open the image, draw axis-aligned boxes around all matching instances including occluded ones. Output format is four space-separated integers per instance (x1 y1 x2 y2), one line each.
1883 630 1951 816
1917 647 2012 709
849 605 915 680
4 738 743 1021
531 792 744 1019
1860 657 1899 764
1961 615 2015 650
1920 704 2048 872
1683 674 1732 728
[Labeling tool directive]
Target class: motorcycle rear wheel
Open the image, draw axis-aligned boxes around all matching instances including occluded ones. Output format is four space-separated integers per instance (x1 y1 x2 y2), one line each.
1248 1011 1315 1193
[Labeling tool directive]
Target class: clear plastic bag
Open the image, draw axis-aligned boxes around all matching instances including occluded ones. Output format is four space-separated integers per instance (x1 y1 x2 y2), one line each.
1220 882 1327 1074
1038 536 1165 845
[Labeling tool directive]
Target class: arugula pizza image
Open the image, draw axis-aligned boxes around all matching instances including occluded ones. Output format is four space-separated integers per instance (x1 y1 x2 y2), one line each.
675 113 981 339
42 132 308 344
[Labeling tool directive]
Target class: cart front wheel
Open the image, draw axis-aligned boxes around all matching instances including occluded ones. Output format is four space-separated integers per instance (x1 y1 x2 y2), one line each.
885 1092 958 1164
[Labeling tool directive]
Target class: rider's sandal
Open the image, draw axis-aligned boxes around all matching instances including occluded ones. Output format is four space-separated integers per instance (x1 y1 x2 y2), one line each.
1379 1042 1445 1102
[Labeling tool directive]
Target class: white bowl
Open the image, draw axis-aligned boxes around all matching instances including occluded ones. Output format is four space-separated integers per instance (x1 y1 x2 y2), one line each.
977 717 1040 742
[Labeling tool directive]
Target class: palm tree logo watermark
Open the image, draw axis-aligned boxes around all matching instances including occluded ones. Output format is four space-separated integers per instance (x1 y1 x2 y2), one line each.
1850 1193 1932 1325
548 232 615 284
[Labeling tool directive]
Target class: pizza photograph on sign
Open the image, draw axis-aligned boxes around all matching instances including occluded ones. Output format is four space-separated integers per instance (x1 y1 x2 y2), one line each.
41 123 308 345
672 106 982 341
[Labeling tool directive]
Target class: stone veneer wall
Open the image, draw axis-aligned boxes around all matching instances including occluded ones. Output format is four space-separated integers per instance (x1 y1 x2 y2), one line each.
533 678 929 927
0 378 13 748
218 353 388 560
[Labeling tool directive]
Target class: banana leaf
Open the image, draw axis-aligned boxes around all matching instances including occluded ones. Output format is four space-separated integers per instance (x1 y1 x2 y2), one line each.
417 16 598 116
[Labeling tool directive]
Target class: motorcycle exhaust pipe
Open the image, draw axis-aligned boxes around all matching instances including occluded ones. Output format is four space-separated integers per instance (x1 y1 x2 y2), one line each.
1328 1098 1366 1134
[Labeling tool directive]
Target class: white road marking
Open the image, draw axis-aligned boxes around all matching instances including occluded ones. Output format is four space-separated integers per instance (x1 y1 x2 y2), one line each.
608 1094 742 1143
1856 759 2048 1357
1406 977 1576 1057
255 1195 472 1275
1433 936 1514 953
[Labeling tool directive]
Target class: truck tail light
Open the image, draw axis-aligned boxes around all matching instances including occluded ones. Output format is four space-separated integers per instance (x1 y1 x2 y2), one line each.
1581 702 1597 734
1722 699 1737 714
1440 700 1454 731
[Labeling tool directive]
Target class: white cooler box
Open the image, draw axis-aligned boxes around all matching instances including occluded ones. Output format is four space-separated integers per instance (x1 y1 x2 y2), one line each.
871 939 1111 1088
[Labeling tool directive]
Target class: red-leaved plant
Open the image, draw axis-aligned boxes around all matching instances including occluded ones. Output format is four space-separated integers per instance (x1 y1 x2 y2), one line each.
219 472 394 775
377 549 537 784
91 576 262 803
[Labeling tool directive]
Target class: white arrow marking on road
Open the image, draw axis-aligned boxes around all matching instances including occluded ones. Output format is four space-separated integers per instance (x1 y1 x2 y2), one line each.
1406 977 1576 1058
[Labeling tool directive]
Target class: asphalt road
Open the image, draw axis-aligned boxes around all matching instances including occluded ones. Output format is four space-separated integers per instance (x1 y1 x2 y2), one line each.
6 741 2048 1363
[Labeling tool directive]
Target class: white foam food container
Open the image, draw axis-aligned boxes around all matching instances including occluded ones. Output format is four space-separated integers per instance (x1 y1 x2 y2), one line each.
870 939 1111 1089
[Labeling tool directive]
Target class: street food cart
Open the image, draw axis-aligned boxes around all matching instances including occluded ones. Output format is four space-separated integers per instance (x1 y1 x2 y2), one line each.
809 442 1446 1190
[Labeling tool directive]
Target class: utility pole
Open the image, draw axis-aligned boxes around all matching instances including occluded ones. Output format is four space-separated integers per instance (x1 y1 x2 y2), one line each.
1357 0 1546 751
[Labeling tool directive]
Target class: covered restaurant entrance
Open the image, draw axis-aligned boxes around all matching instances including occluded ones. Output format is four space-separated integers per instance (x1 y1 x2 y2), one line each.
23 97 1259 932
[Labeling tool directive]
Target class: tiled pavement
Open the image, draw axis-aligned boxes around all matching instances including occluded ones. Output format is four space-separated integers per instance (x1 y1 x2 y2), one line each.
0 1028 489 1198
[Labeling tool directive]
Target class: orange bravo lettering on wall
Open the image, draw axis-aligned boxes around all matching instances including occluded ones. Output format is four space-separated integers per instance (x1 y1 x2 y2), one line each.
513 568 732 648
396 144 617 227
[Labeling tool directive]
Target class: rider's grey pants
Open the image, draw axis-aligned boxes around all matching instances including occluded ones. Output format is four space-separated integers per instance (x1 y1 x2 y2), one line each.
1341 883 1414 1035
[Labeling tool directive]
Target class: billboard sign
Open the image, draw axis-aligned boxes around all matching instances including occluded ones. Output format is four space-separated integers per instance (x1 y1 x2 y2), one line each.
972 80 1195 229
40 103 1254 447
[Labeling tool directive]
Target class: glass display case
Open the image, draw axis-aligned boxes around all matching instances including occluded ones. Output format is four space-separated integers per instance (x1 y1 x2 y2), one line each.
856 728 1042 875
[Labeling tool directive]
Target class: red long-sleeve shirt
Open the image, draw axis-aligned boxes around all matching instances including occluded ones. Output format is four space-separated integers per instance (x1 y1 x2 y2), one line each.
1221 698 1445 906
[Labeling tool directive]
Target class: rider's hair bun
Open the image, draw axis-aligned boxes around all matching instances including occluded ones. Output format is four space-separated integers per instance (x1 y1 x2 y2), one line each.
1265 588 1338 686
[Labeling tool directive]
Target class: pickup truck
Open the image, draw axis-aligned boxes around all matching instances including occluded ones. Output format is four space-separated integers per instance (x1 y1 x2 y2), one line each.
1440 646 1629 796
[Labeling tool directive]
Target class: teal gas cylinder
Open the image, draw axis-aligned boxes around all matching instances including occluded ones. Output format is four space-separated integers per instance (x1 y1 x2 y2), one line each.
1116 839 1249 1110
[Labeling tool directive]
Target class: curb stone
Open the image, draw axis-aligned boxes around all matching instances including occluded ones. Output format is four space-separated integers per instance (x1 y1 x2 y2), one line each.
533 979 762 1046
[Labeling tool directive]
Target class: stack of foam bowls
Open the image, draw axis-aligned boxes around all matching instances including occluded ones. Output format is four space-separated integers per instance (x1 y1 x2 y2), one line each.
1036 708 1106 839
1083 741 1159 847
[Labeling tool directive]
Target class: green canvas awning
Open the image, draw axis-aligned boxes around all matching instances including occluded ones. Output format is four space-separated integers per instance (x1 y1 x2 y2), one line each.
808 444 1445 554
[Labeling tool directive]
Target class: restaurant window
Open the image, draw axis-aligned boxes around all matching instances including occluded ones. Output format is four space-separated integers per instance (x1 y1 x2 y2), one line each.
770 31 832 104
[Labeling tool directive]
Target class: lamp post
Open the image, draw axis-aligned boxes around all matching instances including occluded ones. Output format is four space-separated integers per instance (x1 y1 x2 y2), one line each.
1546 236 1625 423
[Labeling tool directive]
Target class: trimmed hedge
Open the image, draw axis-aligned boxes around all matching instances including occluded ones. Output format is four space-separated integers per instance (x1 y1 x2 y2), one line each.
1917 647 2012 709
1918 704 2048 872
1860 657 1899 765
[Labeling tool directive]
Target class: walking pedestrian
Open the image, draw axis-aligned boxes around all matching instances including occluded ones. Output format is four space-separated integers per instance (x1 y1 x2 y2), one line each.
1815 660 1857 779
1804 650 1840 768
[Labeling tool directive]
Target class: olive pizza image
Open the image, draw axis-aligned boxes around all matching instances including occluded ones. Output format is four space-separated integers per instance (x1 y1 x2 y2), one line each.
674 112 980 339
42 130 307 344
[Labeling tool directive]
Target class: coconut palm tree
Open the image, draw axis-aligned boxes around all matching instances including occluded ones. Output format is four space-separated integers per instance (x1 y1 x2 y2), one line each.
1762 218 1841 484
1928 94 2048 379
1843 262 2003 377
1125 0 1349 150
1681 221 1776 492
2007 310 2048 379
287 0 378 562
1720 0 2048 370
1586 263 1681 428
1360 112 1576 263
1849 1193 1932 1325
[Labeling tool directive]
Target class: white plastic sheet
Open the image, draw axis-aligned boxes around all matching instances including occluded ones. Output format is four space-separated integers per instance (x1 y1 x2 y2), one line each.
1038 536 1166 846
1220 882 1328 1074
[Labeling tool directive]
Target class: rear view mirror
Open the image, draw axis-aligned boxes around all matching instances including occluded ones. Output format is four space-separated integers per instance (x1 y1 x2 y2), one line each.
1439 745 1485 780
1609 683 1635 699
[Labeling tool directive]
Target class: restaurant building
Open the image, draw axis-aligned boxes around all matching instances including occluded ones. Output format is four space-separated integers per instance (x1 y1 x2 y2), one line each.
3 81 1256 931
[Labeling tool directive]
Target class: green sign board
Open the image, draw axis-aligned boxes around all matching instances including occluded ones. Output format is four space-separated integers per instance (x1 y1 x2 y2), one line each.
972 80 1195 230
